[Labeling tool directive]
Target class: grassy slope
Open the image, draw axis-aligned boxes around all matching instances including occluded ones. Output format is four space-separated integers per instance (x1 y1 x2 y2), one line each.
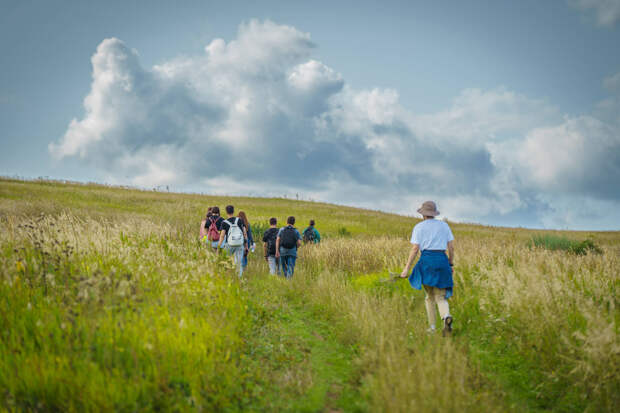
1 178 618 412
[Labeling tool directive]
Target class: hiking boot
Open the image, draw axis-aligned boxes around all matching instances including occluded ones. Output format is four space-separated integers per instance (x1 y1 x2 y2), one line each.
426 327 437 335
442 316 453 337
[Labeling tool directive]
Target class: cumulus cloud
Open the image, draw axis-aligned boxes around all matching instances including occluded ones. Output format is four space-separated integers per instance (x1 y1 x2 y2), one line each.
568 0 620 27
516 116 620 198
50 20 620 229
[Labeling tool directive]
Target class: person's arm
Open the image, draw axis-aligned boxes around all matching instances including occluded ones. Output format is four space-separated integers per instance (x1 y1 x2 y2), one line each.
447 240 454 266
314 228 320 243
247 225 254 245
400 244 420 277
263 240 268 261
217 221 226 250
296 230 302 248
218 229 226 250
275 237 281 258
243 225 249 251
199 220 207 239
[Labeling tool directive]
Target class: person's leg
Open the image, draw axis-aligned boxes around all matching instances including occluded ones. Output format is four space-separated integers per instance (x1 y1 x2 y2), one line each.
433 287 452 335
267 256 276 274
284 256 294 279
280 255 288 277
434 288 450 320
282 256 290 278
238 247 245 277
423 284 437 329
231 246 243 277
288 255 297 277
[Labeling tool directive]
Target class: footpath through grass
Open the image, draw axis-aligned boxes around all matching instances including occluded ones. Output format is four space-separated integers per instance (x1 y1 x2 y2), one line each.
1 179 618 412
241 273 363 412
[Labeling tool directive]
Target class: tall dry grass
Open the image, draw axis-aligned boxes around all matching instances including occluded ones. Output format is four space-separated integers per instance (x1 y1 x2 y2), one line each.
1 179 618 411
290 236 619 411
0 212 251 411
454 237 619 410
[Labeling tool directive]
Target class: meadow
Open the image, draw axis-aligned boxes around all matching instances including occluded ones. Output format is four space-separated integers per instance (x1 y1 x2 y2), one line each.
0 178 618 412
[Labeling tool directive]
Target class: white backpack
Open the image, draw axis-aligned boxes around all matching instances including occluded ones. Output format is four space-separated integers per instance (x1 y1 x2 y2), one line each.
226 218 244 247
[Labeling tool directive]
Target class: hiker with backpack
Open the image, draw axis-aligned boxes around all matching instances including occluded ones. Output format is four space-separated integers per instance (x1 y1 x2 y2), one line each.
204 206 225 250
217 205 248 277
302 220 321 244
238 211 255 269
199 207 213 243
275 216 302 278
262 217 280 275
400 201 455 336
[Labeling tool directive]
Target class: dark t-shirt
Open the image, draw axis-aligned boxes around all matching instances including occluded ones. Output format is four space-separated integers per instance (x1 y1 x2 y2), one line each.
205 216 224 231
220 217 246 241
262 227 279 256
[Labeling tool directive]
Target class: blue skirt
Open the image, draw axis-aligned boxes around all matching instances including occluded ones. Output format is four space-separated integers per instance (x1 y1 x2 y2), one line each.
409 250 453 299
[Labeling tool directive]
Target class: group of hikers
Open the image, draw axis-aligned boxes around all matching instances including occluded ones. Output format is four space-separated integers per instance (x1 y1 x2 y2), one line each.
199 200 454 336
199 204 320 278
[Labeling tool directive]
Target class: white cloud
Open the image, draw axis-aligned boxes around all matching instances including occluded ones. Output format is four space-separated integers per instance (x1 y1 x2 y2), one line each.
515 116 620 195
288 60 342 92
569 0 620 27
410 88 561 148
49 38 139 158
49 20 620 229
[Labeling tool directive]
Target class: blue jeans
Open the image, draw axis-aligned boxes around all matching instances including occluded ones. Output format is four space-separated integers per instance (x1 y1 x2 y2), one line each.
280 255 297 279
226 245 244 278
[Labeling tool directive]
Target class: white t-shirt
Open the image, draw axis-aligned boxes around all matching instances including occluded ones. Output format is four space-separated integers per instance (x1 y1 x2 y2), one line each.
410 219 454 251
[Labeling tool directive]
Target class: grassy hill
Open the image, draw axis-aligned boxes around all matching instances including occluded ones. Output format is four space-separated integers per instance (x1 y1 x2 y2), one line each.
1 178 618 412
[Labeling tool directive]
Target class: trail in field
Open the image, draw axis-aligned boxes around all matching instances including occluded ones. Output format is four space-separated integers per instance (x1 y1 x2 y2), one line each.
240 270 511 413
242 274 363 412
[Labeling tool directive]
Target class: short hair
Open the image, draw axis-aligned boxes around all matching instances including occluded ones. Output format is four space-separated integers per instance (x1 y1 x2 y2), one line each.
269 217 277 225
226 205 234 214
309 219 315 226
287 216 295 225
212 206 220 215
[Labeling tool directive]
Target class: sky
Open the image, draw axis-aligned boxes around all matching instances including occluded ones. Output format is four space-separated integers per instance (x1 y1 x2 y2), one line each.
1 0 620 230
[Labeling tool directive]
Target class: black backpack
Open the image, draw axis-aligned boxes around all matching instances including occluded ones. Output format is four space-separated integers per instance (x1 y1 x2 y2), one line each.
280 226 298 249
303 227 316 243
264 228 278 255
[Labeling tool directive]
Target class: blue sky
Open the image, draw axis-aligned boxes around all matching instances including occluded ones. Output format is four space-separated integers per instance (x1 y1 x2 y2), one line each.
1 0 620 229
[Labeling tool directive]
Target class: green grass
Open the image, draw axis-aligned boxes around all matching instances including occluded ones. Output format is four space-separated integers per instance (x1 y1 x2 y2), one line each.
1 178 618 412
242 275 363 412
529 234 603 255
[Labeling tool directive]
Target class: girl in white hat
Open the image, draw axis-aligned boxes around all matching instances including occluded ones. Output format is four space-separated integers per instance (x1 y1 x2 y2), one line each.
400 201 455 335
